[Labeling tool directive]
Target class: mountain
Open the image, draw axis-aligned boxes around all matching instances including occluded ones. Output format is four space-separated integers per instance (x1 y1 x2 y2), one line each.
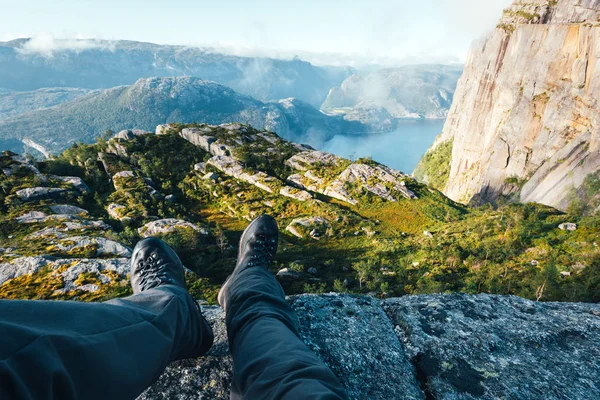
0 39 353 108
0 87 91 120
414 0 600 214
0 77 365 156
321 64 463 130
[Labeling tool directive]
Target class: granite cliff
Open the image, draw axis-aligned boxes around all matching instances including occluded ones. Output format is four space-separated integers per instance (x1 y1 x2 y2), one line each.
415 0 600 214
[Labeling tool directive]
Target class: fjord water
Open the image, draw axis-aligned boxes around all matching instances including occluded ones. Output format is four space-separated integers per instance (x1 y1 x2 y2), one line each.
321 119 444 174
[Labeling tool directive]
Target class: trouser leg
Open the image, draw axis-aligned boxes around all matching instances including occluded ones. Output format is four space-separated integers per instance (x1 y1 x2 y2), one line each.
225 267 348 400
0 284 213 400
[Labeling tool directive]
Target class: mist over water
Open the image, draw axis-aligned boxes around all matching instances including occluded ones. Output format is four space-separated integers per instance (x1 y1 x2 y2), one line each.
321 119 445 174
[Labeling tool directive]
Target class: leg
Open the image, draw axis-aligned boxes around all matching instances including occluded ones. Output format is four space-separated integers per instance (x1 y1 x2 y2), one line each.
0 285 213 400
226 268 348 400
0 238 214 400
219 215 347 400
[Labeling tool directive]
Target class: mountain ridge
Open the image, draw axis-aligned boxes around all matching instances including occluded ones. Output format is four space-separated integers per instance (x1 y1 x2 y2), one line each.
0 77 365 156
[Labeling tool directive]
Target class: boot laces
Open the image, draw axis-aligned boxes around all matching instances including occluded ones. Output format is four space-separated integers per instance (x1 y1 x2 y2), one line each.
137 252 173 290
247 234 277 267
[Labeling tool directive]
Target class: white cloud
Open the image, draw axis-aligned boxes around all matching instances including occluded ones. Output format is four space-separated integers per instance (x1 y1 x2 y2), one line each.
16 32 116 57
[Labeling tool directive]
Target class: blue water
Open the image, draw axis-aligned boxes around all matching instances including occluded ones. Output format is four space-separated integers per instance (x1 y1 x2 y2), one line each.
321 119 445 174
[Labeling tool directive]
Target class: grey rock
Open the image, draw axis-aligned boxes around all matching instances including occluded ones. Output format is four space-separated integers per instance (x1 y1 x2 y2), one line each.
285 217 330 239
138 219 208 238
156 124 174 135
179 128 216 152
51 236 132 257
291 294 423 399
139 306 233 400
194 162 207 172
276 268 302 280
16 211 48 223
0 256 50 285
308 267 318 275
384 294 600 400
143 294 424 400
286 151 343 171
16 187 69 202
208 156 278 193
55 257 130 292
47 175 91 194
49 205 88 215
558 223 578 231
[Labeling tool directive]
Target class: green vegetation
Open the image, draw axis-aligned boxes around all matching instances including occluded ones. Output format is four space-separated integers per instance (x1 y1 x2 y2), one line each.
1 126 599 306
413 139 453 191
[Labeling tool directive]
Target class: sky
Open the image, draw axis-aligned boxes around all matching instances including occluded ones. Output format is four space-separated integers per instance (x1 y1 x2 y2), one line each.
0 0 513 66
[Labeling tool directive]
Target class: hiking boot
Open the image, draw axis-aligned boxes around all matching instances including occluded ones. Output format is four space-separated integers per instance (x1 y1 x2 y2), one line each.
131 237 187 293
218 214 279 312
131 237 214 359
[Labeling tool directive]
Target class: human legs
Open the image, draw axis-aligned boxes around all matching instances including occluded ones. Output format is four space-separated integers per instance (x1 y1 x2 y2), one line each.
0 238 214 400
219 215 348 400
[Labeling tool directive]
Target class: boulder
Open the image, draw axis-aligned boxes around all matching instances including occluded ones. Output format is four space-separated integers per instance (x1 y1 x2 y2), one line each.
558 223 577 231
384 294 600 400
156 124 174 135
16 187 69 202
286 151 343 171
50 236 132 258
47 175 91 194
16 211 48 224
138 219 208 238
276 268 302 280
179 128 216 152
286 217 330 239
55 257 130 293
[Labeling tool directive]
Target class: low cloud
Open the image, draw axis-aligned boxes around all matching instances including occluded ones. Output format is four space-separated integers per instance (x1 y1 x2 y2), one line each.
17 32 116 57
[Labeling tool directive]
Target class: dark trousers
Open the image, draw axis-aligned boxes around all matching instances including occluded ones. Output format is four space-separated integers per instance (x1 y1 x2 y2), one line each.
0 269 347 399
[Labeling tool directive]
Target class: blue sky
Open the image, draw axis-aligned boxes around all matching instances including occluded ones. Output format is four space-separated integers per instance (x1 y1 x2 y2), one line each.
0 0 512 65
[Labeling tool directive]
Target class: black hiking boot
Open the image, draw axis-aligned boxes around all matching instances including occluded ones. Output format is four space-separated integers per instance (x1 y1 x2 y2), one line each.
131 237 214 359
218 214 279 313
131 237 187 293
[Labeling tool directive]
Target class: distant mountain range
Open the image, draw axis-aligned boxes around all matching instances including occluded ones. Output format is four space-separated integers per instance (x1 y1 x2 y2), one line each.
321 65 463 130
0 88 91 120
0 39 352 108
0 77 365 156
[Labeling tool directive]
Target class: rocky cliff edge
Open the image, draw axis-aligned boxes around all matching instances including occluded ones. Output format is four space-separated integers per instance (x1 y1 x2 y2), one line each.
141 293 600 400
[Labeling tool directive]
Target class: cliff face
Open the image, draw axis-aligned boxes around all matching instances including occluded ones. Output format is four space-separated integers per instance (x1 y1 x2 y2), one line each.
429 0 600 211
141 293 600 400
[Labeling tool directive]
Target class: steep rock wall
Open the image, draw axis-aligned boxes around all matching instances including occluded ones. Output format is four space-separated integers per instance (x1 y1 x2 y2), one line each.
433 0 600 210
